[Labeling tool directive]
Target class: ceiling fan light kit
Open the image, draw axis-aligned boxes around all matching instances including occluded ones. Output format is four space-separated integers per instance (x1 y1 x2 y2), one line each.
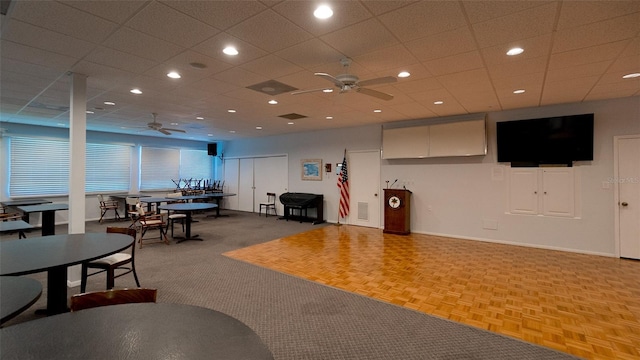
292 58 397 100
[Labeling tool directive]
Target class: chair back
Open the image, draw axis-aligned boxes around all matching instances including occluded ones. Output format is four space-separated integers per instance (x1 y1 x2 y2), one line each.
97 194 105 203
106 226 136 254
267 192 276 203
70 288 157 312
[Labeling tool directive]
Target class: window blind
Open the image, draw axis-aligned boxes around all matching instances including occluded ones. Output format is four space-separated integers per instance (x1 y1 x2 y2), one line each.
86 143 131 193
180 149 212 180
140 147 180 190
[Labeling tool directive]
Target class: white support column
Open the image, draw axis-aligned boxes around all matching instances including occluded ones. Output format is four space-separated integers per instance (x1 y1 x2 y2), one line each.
68 72 87 287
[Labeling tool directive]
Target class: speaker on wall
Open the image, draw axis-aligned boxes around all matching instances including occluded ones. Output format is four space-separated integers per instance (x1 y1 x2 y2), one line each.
208 143 217 156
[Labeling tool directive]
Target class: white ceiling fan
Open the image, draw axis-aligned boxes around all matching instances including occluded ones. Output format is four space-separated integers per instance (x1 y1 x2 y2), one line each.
292 58 397 100
147 113 186 135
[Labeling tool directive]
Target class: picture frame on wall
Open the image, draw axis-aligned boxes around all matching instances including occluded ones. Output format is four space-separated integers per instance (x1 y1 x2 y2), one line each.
301 159 322 181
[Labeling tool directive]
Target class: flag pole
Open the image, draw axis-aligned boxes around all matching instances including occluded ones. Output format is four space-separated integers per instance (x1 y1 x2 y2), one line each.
336 148 346 226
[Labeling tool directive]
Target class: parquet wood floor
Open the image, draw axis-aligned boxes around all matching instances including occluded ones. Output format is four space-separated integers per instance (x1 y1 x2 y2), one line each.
224 225 640 359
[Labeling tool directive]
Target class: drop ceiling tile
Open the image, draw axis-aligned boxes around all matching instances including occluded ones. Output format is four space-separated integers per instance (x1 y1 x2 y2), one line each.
240 55 304 79
1 41 76 71
60 0 148 23
353 45 420 73
273 1 372 36
549 40 629 69
487 56 548 79
405 27 477 62
393 77 443 94
481 34 552 66
161 50 233 78
541 76 599 105
586 81 640 100
192 33 268 66
213 67 268 88
320 18 399 58
547 61 612 83
553 13 640 53
472 2 558 48
462 1 554 24
72 61 137 91
126 2 219 48
379 1 467 42
437 68 491 89
608 55 640 73
85 46 158 74
102 27 185 62
557 1 640 30
389 102 436 119
10 1 118 43
227 9 313 52
360 1 417 15
424 51 484 77
160 0 267 30
275 39 344 70
619 36 640 57
3 20 95 59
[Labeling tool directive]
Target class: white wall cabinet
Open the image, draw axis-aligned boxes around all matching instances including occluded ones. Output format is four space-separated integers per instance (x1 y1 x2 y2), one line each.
508 167 577 218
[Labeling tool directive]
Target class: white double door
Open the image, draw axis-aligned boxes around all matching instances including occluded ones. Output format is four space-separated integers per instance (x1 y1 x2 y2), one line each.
224 156 288 214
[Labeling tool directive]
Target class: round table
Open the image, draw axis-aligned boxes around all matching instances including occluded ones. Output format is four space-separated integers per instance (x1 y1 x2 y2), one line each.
0 303 274 360
158 203 217 242
0 276 42 325
0 233 133 314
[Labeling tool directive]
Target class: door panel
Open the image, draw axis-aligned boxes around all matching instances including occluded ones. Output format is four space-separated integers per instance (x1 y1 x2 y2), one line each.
348 150 380 228
618 137 640 259
238 158 254 212
223 159 239 210
253 156 288 215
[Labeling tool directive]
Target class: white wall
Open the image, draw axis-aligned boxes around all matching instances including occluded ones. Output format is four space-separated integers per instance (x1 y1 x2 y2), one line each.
224 96 640 256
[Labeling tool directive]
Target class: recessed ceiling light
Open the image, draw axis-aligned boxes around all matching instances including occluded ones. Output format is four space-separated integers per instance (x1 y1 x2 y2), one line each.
268 100 278 105
207 134 213 136
167 71 181 79
288 122 294 125
434 100 444 105
256 126 263 130
228 109 236 113
223 46 238 56
229 130 236 133
622 73 640 79
130 88 142 95
314 5 333 19
170 122 179 126
398 71 411 78
507 47 524 56
86 110 94 114
196 116 204 120
326 116 333 120
322 88 333 93
373 109 382 113
513 89 526 94
104 101 115 106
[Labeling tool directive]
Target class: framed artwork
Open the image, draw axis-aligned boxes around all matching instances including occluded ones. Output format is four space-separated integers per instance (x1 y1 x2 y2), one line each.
301 159 322 181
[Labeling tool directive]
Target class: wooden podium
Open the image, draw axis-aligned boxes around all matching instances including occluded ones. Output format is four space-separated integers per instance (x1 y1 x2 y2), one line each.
383 189 411 235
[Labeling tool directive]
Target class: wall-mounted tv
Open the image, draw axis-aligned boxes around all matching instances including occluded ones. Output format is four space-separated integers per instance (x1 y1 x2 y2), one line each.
496 113 594 166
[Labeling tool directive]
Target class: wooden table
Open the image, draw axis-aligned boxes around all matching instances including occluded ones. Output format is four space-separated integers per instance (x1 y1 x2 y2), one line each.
0 233 133 315
0 276 42 325
158 203 217 242
16 203 68 236
0 303 274 359
0 220 34 239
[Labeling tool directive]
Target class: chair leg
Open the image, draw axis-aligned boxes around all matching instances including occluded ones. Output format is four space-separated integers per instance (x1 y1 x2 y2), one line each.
99 209 106 223
81 263 88 293
132 263 141 287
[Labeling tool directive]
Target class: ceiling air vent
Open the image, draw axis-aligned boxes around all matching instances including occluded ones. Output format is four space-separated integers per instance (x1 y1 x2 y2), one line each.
247 80 298 96
278 113 307 120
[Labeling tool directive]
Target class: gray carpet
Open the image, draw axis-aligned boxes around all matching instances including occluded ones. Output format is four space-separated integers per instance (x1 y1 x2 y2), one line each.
3 211 579 359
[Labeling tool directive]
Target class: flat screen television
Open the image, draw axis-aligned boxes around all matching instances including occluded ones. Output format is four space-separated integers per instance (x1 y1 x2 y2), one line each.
496 113 594 166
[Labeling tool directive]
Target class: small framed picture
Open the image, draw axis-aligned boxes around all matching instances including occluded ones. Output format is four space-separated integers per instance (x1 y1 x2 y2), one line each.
301 159 322 181
325 163 332 173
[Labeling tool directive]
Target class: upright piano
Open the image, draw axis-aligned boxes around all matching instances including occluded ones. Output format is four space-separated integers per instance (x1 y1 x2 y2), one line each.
279 193 324 225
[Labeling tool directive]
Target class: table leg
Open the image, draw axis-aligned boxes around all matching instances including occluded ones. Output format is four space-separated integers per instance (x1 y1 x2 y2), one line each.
175 212 202 243
41 210 55 236
35 266 68 315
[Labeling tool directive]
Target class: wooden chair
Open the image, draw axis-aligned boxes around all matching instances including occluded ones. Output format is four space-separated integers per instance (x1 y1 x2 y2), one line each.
259 192 277 217
70 288 157 312
81 227 140 292
136 203 169 248
97 194 120 223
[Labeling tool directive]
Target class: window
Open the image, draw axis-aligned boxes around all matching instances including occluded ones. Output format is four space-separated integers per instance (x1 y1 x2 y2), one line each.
180 149 212 180
9 137 131 197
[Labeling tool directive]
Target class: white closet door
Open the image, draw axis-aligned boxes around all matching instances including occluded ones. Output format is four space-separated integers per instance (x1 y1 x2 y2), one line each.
348 150 381 228
223 159 239 210
253 156 288 214
542 168 574 217
618 137 640 259
238 158 255 212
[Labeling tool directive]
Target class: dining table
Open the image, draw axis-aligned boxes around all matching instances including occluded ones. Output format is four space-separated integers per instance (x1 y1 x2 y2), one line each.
0 220 34 239
157 203 217 243
0 233 133 315
1 199 52 222
0 276 42 325
204 192 237 217
139 197 170 214
0 302 274 359
16 203 68 236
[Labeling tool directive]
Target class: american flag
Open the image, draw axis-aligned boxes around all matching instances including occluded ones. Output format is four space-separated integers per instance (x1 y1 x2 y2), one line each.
337 151 349 218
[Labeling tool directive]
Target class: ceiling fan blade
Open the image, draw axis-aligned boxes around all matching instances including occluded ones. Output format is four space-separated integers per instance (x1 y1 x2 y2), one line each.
291 88 332 95
356 87 394 101
357 76 397 87
162 128 186 133
158 129 171 135
315 72 344 88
